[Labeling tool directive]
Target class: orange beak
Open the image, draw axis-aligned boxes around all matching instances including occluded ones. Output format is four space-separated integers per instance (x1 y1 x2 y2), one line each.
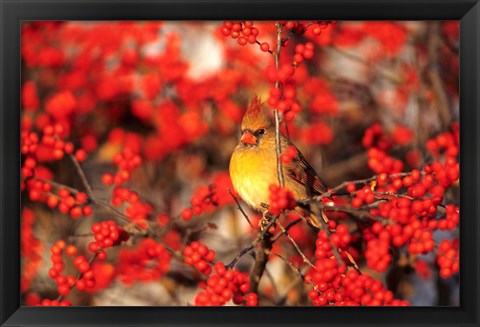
241 131 257 145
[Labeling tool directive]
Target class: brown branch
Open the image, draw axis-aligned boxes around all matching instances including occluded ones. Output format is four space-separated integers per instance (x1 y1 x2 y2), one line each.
255 40 273 54
271 217 302 242
427 21 452 129
69 154 95 199
321 204 389 223
225 216 278 269
228 188 254 229
267 251 324 296
309 171 414 202
273 21 285 187
33 179 181 258
277 221 316 270
57 251 99 302
250 226 273 293
325 46 402 85
249 21 284 294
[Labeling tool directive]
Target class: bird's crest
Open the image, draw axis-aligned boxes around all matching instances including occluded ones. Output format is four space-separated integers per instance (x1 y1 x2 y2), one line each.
241 95 272 131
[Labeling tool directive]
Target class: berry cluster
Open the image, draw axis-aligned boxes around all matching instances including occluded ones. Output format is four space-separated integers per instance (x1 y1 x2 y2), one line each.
367 147 404 175
309 21 336 36
293 42 315 65
181 184 219 220
268 185 297 215
89 220 130 259
280 145 298 164
362 124 405 174
426 123 459 159
101 147 142 186
221 21 263 49
284 21 307 34
47 240 97 297
363 222 392 272
329 224 351 250
350 185 376 208
26 179 93 219
307 230 408 306
111 187 153 228
117 238 172 284
194 262 257 306
21 124 87 163
437 204 459 231
21 209 42 292
266 84 301 121
283 21 335 37
183 241 216 275
436 239 459 278
37 298 72 306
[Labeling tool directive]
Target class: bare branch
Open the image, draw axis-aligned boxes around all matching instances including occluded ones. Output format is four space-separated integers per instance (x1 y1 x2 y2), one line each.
273 21 285 188
228 187 254 229
225 216 278 269
427 21 452 128
277 221 316 270
69 154 95 199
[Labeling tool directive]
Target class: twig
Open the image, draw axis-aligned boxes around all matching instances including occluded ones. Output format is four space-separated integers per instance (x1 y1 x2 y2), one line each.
249 21 284 293
309 172 414 202
35 177 79 195
250 226 273 293
321 204 388 222
308 201 343 264
225 217 278 269
32 179 180 257
255 40 273 54
69 154 95 199
273 21 285 187
325 46 402 85
271 218 302 242
228 188 254 229
427 22 452 128
267 251 324 296
57 251 99 302
263 266 280 299
277 221 316 270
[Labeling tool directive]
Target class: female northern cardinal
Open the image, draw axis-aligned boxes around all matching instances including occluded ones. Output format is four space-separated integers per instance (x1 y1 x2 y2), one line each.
229 96 328 227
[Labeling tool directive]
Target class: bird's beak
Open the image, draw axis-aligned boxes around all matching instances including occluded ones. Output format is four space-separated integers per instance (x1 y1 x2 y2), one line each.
241 131 257 145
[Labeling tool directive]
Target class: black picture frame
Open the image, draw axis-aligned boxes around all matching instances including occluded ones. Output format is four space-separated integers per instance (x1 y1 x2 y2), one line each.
1 0 479 326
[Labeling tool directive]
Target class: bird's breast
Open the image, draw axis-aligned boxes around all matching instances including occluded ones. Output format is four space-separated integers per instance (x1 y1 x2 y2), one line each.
229 146 277 211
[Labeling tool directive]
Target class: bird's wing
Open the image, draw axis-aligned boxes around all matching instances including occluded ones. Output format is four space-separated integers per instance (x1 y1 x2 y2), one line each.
285 148 328 196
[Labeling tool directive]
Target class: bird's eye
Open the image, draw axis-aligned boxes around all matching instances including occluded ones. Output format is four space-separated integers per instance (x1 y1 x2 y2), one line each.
257 129 265 135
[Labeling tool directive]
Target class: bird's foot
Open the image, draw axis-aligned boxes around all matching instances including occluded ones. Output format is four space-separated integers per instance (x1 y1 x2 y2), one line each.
259 208 275 232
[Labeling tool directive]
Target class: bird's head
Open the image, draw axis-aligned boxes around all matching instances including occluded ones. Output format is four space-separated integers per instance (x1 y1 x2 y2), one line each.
239 96 273 147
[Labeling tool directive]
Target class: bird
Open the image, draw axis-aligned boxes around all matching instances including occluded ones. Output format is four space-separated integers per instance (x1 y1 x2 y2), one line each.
229 96 328 228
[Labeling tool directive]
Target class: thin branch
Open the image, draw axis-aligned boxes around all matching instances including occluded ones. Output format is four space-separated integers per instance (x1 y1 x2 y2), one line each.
263 266 280 299
250 227 273 292
225 216 278 269
32 179 181 257
249 21 284 294
308 172 414 202
277 221 316 270
57 251 98 302
69 154 95 199
228 188 254 229
255 40 273 54
427 22 452 128
273 21 285 187
325 46 402 85
271 218 302 242
267 251 324 296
